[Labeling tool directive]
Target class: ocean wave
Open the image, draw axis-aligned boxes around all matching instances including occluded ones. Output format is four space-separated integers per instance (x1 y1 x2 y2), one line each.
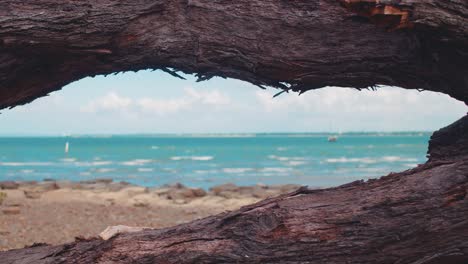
326 157 377 164
137 168 154 172
326 156 419 164
20 169 34 173
268 155 306 162
60 158 77 162
195 169 218 174
121 159 153 166
287 161 307 166
151 146 159 150
75 161 113 166
94 168 115 173
381 156 419 162
170 156 214 161
260 167 292 173
0 162 54 166
222 168 253 174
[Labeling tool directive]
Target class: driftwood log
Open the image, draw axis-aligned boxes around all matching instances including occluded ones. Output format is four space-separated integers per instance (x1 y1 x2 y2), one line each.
0 0 467 263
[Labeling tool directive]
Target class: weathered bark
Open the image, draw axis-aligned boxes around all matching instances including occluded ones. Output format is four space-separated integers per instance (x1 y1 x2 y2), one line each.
0 0 467 109
1 1 468 263
1 115 467 263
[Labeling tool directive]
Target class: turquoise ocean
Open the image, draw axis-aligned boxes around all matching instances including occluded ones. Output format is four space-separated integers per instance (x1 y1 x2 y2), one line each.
0 133 431 189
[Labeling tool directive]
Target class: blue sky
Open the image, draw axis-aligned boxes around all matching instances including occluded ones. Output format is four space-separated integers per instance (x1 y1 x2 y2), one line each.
0 70 466 135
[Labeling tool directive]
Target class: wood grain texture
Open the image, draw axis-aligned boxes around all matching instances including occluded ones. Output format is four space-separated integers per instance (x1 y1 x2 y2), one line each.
0 0 467 109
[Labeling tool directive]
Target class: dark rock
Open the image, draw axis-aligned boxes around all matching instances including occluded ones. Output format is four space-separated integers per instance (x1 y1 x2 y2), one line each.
173 199 187 205
210 183 239 195
107 182 128 192
164 182 186 189
0 181 19 190
133 201 150 207
56 180 82 189
2 206 20 215
37 182 59 191
23 190 42 199
95 178 113 184
192 188 207 197
18 181 38 188
167 188 203 200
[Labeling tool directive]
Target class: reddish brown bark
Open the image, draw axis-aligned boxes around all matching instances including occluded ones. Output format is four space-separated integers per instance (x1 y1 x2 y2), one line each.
0 0 467 109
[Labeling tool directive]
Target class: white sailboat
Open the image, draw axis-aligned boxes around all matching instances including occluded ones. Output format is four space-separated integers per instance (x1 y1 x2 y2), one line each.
65 142 69 153
327 122 339 142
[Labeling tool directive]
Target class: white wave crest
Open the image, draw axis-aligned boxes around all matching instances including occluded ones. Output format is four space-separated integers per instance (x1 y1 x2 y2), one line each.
170 156 213 161
0 162 54 166
137 168 154 172
121 159 152 166
75 161 113 166
222 168 253 173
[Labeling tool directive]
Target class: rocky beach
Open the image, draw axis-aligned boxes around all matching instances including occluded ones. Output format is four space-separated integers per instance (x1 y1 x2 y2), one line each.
0 179 301 251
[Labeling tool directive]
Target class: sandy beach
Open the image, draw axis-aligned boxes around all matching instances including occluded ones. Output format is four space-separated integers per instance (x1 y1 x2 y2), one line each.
0 180 300 251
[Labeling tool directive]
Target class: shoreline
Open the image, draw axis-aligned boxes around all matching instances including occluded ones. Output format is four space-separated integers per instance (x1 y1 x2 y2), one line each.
0 179 302 251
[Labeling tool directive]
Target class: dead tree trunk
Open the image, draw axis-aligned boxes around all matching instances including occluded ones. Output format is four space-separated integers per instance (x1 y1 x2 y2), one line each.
0 0 467 263
0 0 467 108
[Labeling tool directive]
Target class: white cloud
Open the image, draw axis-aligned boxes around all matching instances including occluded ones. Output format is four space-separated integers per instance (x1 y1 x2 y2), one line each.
80 92 132 113
80 87 231 116
255 87 466 115
253 87 466 131
137 87 230 116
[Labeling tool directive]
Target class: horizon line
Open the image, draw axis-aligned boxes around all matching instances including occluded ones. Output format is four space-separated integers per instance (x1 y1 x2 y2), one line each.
0 131 434 137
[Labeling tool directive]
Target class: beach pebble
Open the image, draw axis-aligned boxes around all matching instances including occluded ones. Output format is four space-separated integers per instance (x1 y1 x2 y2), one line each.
16 181 38 188
122 187 149 197
210 183 239 194
163 182 186 189
106 182 128 192
95 178 114 184
37 182 59 192
151 187 171 196
0 181 19 190
132 199 150 207
277 184 302 193
2 206 20 215
192 188 207 197
173 199 187 205
24 190 42 199
56 180 82 189
167 188 206 200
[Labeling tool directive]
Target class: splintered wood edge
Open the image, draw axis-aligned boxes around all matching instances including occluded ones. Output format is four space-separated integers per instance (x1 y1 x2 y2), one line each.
99 225 150 240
